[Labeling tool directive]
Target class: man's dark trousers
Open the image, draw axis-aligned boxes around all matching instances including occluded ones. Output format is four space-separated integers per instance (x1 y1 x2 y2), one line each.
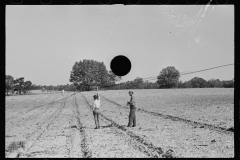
127 106 136 127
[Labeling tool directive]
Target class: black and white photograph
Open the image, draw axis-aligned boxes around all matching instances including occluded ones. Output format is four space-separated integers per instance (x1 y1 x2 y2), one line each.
5 4 234 158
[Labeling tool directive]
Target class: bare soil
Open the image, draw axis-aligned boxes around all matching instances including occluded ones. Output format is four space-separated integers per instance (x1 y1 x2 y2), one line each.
5 89 234 158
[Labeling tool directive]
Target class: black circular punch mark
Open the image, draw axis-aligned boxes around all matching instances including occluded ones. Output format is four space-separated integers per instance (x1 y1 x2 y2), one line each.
40 0 52 4
216 0 228 4
128 0 140 4
10 0 23 4
157 0 170 4
98 0 111 4
70 0 82 4
110 55 131 76
186 0 199 4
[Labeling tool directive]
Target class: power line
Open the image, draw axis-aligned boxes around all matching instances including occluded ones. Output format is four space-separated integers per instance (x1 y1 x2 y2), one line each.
146 63 234 81
100 63 234 88
180 63 233 76
143 70 194 81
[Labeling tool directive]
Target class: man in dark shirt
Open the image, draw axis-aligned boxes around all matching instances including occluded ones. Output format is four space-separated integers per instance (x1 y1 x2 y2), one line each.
127 91 136 127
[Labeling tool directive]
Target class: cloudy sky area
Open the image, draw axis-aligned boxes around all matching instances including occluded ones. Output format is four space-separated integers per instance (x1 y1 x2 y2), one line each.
6 5 234 85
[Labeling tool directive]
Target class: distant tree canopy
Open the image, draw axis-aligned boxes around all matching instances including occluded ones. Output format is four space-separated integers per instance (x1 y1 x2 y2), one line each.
132 77 144 89
190 77 208 88
5 76 33 95
30 84 43 90
93 65 233 90
143 80 159 89
5 75 14 95
36 84 77 92
69 59 121 91
98 68 233 90
6 64 233 96
22 81 32 94
13 77 25 95
157 66 180 89
207 78 222 88
221 79 234 88
177 78 234 88
101 77 159 90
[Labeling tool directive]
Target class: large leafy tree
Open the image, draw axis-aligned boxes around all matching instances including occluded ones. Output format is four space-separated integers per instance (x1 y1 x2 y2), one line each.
70 59 112 91
157 66 180 89
103 70 122 89
109 70 121 83
5 75 14 95
96 61 110 87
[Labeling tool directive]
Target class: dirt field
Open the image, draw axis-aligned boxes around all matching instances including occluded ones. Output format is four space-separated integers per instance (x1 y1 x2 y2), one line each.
5 89 234 158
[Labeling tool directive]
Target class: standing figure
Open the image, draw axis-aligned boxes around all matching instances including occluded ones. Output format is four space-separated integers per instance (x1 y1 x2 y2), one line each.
62 90 64 95
127 91 136 127
92 87 101 129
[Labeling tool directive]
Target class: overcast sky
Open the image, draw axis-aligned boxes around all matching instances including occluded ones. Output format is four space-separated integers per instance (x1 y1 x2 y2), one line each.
6 5 234 85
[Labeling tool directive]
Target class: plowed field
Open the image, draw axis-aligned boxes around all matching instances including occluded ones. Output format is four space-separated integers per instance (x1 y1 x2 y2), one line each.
5 89 234 158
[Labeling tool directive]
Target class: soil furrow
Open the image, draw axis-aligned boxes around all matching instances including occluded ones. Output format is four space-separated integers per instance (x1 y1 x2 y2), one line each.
74 94 93 158
6 93 57 122
5 89 233 158
16 99 67 158
6 93 61 126
26 93 62 113
76 93 149 158
27 92 75 113
6 93 44 109
66 95 83 158
80 92 173 158
96 93 233 135
25 95 77 158
82 91 233 158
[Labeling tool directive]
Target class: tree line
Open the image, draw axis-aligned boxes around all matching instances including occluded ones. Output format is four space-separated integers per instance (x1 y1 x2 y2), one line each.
6 60 233 95
35 84 77 92
103 76 234 90
5 76 77 96
5 76 33 95
69 60 234 91
6 59 120 95
178 77 234 88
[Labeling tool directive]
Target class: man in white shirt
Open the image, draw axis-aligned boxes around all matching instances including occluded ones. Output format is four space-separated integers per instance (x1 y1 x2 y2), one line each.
92 87 101 129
